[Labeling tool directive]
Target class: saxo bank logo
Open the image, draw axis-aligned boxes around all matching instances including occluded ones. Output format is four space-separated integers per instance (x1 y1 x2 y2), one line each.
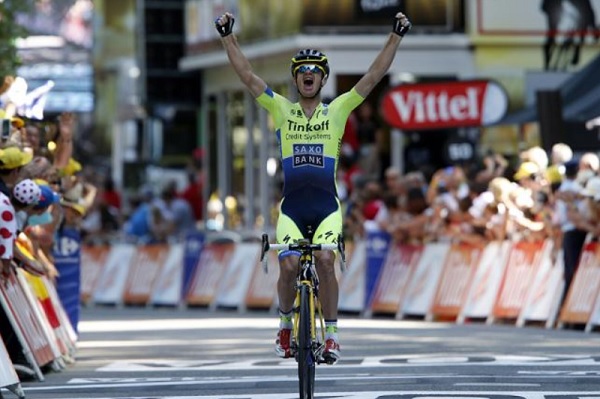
293 143 324 168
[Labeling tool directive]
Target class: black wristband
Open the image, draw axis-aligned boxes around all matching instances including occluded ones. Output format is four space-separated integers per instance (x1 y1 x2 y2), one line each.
393 17 411 37
215 16 235 37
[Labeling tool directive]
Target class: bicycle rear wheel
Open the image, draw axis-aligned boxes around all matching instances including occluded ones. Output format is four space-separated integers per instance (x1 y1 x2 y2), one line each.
297 284 315 399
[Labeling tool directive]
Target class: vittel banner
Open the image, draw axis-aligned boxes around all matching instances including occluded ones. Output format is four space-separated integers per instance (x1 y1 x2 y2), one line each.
380 80 508 130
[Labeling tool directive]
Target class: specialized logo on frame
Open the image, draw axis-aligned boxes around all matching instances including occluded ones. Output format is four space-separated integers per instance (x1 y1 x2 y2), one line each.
293 143 324 167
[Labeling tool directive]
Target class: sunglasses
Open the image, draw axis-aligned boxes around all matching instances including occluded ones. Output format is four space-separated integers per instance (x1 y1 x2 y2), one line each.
294 64 324 75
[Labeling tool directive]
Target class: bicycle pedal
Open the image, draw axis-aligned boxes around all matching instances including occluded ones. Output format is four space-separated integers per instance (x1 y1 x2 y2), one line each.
321 354 338 365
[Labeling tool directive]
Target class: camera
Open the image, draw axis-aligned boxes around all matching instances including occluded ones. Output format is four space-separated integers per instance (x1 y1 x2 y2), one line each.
1 119 10 142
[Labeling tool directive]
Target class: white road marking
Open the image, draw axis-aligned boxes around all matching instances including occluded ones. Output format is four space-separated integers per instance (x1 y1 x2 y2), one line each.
22 374 424 391
32 391 600 399
454 383 541 387
20 372 600 393
96 355 600 372
79 317 445 333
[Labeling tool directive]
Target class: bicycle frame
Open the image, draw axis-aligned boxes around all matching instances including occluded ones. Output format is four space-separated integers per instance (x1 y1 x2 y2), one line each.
291 244 326 360
260 232 346 399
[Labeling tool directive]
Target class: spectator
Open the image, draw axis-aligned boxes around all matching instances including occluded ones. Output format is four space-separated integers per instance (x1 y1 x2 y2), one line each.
101 177 122 211
10 179 56 277
161 181 196 239
546 143 573 192
553 159 587 308
361 179 384 232
20 155 60 188
577 152 599 186
355 102 381 176
179 172 203 222
570 176 600 239
123 188 173 244
520 145 549 172
80 192 121 244
0 147 32 275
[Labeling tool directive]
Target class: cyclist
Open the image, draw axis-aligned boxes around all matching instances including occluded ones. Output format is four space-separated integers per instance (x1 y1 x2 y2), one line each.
215 10 411 364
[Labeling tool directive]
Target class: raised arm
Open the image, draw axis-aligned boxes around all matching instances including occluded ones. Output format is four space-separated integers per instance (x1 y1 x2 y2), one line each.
215 12 267 98
354 12 411 98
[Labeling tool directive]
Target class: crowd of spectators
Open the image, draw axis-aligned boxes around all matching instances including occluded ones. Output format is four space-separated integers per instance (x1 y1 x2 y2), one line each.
339 134 600 308
4 71 597 310
0 75 206 285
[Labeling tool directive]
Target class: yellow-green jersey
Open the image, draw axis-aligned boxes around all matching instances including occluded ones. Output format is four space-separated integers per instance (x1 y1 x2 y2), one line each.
256 86 364 198
256 86 364 245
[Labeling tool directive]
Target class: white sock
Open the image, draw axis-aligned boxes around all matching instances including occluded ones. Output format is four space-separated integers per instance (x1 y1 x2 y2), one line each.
279 309 293 330
325 320 338 342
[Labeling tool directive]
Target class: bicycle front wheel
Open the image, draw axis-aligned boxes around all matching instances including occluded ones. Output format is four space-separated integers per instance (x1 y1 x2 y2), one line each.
297 284 315 399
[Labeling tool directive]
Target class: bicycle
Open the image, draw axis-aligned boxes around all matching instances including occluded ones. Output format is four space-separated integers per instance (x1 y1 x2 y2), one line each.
259 227 346 399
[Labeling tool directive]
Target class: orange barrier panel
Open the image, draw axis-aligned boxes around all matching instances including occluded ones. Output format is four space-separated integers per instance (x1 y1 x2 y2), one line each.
559 241 600 325
186 242 235 306
400 242 450 319
0 268 55 380
0 337 24 399
215 243 261 310
338 240 367 314
517 243 564 328
458 241 511 323
430 243 483 320
92 244 136 305
245 250 279 310
81 245 110 304
123 244 171 305
492 240 545 321
150 244 185 306
369 243 422 315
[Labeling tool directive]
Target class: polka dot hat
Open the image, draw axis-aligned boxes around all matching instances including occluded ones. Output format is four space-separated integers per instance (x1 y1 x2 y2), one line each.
13 179 41 206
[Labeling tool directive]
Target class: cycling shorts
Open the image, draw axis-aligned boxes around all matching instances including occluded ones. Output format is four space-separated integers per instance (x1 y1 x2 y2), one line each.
276 187 341 259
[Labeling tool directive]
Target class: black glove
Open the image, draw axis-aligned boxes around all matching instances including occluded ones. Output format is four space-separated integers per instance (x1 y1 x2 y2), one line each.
215 16 235 37
393 15 411 37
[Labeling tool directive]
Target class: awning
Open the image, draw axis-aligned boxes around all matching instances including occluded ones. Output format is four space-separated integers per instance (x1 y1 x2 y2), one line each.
494 53 600 126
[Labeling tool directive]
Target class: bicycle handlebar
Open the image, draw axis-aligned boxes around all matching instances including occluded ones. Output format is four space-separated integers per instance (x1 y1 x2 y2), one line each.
260 233 346 274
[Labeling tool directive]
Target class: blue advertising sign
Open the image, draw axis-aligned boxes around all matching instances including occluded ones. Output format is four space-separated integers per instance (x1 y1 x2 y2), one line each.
365 230 391 308
53 227 81 334
182 230 205 299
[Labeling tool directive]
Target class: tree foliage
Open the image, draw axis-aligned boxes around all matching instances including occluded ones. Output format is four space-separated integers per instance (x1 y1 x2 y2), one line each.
0 1 32 80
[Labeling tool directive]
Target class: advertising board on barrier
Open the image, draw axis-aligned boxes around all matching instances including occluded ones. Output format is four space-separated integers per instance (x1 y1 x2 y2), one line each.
364 230 391 308
186 242 235 306
77 237 600 332
338 241 367 314
369 243 422 315
380 80 508 130
53 226 82 333
458 241 511 323
151 244 185 306
560 241 600 325
0 268 54 381
245 250 279 310
492 240 544 321
123 245 170 305
400 242 450 319
93 244 136 305
517 243 564 328
80 245 110 304
430 243 483 320
215 243 261 310
182 230 205 297
586 288 600 332
0 338 24 399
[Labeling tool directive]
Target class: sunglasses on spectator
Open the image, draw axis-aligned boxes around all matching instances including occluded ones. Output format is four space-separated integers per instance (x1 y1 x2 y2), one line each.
294 64 325 75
